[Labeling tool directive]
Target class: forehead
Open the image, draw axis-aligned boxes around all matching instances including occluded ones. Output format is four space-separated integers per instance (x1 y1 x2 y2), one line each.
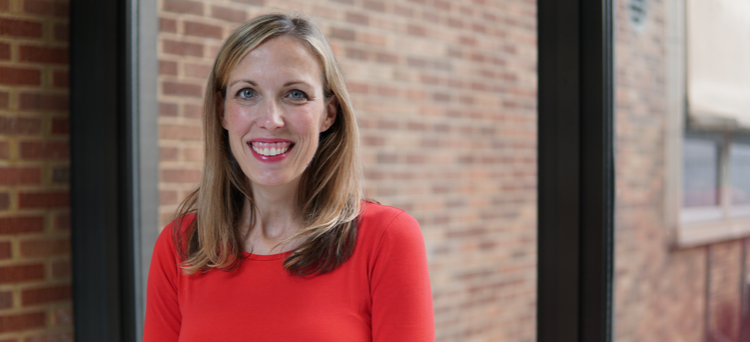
227 36 324 85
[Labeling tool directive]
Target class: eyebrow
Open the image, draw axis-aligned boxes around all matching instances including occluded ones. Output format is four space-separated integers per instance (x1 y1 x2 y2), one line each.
227 79 313 88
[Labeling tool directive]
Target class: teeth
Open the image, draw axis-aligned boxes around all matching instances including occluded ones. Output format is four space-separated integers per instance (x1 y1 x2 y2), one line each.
251 142 291 156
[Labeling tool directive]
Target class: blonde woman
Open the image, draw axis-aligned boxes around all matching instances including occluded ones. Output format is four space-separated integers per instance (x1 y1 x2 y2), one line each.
143 13 434 341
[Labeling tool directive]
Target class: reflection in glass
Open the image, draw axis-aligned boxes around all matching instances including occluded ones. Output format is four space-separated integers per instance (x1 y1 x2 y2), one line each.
730 143 750 205
683 138 719 207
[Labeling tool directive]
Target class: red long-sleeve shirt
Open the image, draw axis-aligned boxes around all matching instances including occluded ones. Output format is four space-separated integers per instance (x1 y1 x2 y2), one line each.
143 202 435 341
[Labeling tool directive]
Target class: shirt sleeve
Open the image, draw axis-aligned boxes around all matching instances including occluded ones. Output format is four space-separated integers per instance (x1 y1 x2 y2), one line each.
143 222 182 342
370 211 435 341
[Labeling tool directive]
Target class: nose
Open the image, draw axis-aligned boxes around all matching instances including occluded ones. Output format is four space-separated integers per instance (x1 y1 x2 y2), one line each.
257 98 284 130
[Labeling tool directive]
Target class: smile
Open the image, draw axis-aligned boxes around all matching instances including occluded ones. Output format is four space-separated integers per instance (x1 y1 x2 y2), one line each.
250 141 293 157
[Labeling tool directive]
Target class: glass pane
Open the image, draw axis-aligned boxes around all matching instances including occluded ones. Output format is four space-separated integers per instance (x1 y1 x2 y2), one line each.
730 143 750 205
615 0 749 340
683 138 720 207
154 3 539 341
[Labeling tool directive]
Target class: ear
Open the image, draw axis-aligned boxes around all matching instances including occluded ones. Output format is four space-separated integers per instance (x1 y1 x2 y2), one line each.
217 91 227 129
321 94 338 132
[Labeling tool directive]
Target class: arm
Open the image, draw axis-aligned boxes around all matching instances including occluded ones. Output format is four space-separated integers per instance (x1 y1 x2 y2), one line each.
370 212 435 341
143 223 182 341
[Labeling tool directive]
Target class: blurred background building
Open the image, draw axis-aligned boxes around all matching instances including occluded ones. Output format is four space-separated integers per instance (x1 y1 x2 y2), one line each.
0 0 748 341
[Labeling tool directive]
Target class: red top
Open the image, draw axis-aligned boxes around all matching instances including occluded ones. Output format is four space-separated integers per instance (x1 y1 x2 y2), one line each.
143 202 435 342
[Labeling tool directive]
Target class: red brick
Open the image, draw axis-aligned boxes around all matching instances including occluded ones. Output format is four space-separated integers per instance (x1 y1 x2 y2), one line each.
345 12 369 25
0 166 43 185
17 191 69 209
52 70 68 88
0 264 45 283
160 147 178 161
161 169 200 183
0 312 45 333
162 39 203 57
0 18 43 38
0 116 43 135
330 27 355 41
20 237 69 258
162 81 202 97
50 117 68 134
163 0 203 15
18 92 69 112
53 1 68 17
394 4 414 17
183 21 222 39
0 291 11 309
210 5 246 23
407 24 427 37
159 102 178 117
183 63 210 78
159 124 201 140
0 193 9 211
51 166 68 183
19 140 69 160
183 103 201 118
160 190 177 205
54 23 68 41
231 0 264 5
53 212 69 231
51 260 69 279
159 17 177 33
0 216 45 235
183 147 202 161
0 66 41 86
51 308 70 328
22 285 71 306
19 45 68 64
0 42 9 60
23 0 53 15
0 92 8 108
24 332 74 342
0 241 10 259
363 0 385 12
0 0 8 11
159 60 177 75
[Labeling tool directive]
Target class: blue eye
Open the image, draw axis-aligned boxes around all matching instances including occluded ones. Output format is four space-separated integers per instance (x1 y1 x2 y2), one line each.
238 89 254 98
289 90 307 99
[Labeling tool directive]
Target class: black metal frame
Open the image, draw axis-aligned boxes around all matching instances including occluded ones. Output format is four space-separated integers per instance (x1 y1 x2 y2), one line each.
70 0 133 339
537 0 615 340
70 0 158 340
69 0 615 339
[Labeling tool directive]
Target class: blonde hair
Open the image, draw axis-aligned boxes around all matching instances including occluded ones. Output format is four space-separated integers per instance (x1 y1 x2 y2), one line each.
174 13 362 275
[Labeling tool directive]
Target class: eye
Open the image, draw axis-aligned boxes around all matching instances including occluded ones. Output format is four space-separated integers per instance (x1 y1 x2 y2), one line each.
288 90 308 100
237 88 255 99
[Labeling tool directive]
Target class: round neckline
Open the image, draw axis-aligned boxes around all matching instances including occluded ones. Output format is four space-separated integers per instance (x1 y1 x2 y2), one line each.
242 250 292 261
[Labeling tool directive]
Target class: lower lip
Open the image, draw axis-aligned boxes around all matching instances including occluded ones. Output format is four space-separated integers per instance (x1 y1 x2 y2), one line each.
249 144 293 162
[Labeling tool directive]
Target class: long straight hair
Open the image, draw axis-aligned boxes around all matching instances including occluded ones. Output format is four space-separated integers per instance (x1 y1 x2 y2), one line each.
174 13 362 276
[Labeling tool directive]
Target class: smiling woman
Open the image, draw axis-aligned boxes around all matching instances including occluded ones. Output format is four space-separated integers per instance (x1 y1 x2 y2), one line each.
142 13 435 342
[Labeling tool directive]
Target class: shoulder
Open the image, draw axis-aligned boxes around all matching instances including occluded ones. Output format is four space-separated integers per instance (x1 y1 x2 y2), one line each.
154 214 196 258
358 201 423 248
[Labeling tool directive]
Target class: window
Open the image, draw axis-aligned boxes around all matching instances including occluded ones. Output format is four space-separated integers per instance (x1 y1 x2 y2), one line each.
665 0 750 246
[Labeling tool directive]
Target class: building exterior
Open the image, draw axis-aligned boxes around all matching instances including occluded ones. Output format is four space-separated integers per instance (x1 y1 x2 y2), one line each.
0 0 747 341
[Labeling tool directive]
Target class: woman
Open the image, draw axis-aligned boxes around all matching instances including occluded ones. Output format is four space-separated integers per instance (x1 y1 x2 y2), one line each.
143 13 434 341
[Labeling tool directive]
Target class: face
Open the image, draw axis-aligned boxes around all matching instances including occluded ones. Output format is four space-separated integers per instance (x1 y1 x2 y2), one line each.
221 36 336 191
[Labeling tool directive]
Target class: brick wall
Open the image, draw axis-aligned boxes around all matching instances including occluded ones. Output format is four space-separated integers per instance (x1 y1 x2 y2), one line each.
612 0 749 340
157 0 537 341
0 0 72 341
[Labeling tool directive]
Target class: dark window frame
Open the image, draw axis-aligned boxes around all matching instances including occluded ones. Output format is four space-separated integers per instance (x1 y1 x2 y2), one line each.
69 0 615 340
70 0 158 340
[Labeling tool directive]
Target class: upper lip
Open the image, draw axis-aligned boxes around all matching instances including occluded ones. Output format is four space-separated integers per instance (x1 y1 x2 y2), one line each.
248 138 293 144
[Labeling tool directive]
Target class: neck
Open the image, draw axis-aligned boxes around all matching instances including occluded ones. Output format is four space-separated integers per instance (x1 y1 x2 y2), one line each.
242 179 305 254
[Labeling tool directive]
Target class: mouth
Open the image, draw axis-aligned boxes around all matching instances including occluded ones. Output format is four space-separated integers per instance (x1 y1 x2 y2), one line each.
250 141 294 157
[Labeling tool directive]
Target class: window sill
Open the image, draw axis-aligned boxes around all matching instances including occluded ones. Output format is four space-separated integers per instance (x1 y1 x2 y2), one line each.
676 216 750 247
